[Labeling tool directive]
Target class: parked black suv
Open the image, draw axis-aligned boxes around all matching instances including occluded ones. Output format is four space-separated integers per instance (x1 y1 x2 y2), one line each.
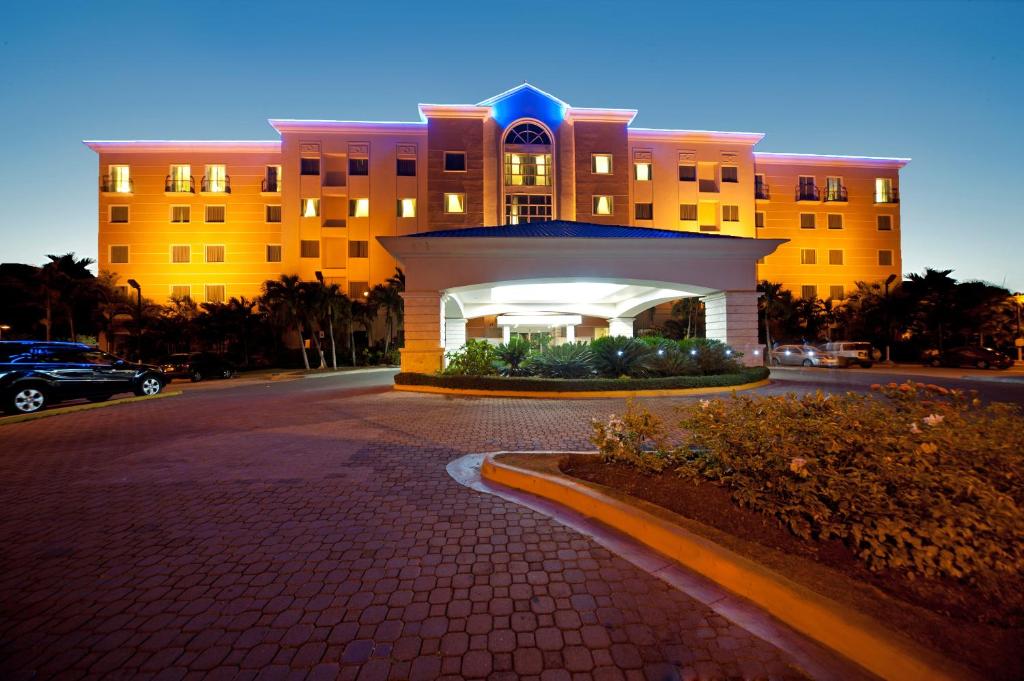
160 352 235 382
923 346 1013 370
0 341 166 414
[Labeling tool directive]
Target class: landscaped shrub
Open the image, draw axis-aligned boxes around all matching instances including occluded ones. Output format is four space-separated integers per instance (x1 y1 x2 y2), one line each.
678 337 743 375
590 383 1024 600
590 336 654 378
441 339 498 376
527 342 595 379
644 339 697 377
494 337 533 376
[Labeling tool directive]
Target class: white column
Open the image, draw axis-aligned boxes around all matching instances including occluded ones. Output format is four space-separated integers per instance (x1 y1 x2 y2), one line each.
565 324 575 342
702 290 764 367
444 318 467 355
399 291 444 373
502 325 511 344
608 317 635 338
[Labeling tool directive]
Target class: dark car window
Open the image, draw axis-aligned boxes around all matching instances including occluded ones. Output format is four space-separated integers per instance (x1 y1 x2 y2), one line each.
0 343 30 362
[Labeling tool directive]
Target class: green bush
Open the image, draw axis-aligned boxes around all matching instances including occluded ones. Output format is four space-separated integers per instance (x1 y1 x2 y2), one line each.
678 337 744 375
495 337 533 376
645 339 698 377
395 366 768 392
441 339 499 376
590 336 654 378
527 342 595 379
591 382 1024 602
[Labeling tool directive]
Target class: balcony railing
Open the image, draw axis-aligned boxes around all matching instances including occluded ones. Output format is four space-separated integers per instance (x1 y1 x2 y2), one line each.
201 175 231 193
875 187 900 204
755 183 770 200
261 178 281 192
698 179 718 193
165 175 195 193
100 175 133 193
823 185 848 202
795 185 820 201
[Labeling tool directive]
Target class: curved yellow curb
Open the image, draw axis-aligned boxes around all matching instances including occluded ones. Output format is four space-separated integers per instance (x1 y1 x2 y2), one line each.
394 378 770 399
481 453 979 681
0 390 182 425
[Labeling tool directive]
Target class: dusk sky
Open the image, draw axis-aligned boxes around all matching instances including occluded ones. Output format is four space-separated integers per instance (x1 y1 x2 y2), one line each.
1 0 1021 290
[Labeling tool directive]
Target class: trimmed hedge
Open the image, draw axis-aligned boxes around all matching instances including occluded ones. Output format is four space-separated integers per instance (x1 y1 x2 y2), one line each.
394 366 769 392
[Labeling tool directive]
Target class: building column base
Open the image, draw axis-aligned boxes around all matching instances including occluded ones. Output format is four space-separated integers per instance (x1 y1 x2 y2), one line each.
702 290 763 367
608 317 635 338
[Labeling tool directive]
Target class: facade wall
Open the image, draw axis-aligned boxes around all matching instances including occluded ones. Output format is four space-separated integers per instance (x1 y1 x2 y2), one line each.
573 121 630 224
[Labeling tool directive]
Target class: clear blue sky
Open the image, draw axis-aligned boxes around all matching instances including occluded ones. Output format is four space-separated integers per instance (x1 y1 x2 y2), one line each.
1 0 1021 290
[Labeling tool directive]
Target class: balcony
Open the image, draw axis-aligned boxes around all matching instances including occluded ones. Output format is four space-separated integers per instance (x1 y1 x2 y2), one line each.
755 183 770 200
261 178 281 193
875 187 900 204
795 185 821 202
698 179 719 193
201 175 231 193
100 175 133 193
165 176 195 193
823 185 848 202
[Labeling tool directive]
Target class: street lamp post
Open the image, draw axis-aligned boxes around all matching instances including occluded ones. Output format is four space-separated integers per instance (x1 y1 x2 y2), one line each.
0 324 10 340
127 279 142 361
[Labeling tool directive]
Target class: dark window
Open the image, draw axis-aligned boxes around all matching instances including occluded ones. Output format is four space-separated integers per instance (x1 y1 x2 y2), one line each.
110 245 129 263
300 240 320 258
396 158 416 176
444 152 466 172
266 244 282 262
504 123 551 145
265 205 282 223
634 203 653 220
348 240 369 258
721 166 738 183
349 281 369 299
755 211 765 228
678 164 696 182
505 194 552 224
300 158 320 175
679 204 697 221
349 158 369 176
110 206 129 223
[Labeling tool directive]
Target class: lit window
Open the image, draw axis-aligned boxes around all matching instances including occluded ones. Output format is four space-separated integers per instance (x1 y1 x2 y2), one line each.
170 205 190 223
349 198 369 217
300 157 320 175
592 154 612 175
349 158 369 176
205 285 225 304
444 152 466 172
634 162 651 181
397 198 416 218
349 241 369 258
504 153 552 186
397 158 416 176
171 285 191 300
680 204 697 221
721 166 738 183
877 215 893 231
593 195 613 215
205 245 225 263
722 205 739 222
678 164 696 182
204 164 228 193
634 203 653 220
799 213 816 229
828 249 844 265
171 245 191 263
300 240 320 258
875 177 894 203
878 250 894 267
505 123 551 145
829 285 845 300
266 244 282 263
302 198 321 218
205 205 225 223
505 195 552 224
349 282 369 299
801 285 818 300
109 245 129 264
827 214 844 230
168 165 191 192
755 211 765 229
264 165 282 192
444 193 465 214
266 205 282 223
825 176 845 201
108 165 131 193
110 206 129 223
800 249 817 265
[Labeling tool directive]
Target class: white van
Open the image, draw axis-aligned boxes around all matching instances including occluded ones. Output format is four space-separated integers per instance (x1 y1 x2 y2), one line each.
819 341 874 368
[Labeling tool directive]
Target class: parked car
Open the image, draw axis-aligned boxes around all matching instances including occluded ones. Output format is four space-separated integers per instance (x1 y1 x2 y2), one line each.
818 341 874 368
770 344 842 367
923 346 1012 370
160 352 235 382
0 341 166 414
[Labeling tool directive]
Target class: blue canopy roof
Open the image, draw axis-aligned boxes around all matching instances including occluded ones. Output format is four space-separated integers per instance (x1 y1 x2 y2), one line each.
411 220 738 239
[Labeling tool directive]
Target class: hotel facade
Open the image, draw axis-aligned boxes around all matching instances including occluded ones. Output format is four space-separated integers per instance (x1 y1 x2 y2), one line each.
87 84 907 371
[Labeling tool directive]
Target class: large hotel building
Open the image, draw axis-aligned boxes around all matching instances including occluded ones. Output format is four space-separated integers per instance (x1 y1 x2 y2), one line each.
87 83 907 321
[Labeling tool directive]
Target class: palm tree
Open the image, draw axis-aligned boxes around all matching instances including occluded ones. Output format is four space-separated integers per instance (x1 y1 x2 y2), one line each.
757 281 793 350
350 297 378 365
225 297 260 367
320 284 350 370
298 282 328 369
262 274 310 370
38 252 95 341
369 282 403 357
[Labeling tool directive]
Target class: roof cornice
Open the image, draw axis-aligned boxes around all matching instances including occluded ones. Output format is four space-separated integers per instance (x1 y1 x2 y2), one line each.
417 104 491 120
629 128 765 145
83 140 281 154
754 152 910 168
566 108 638 125
268 119 426 134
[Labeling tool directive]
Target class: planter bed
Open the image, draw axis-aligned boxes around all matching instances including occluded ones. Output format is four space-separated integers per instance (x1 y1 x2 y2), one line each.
558 453 1023 681
394 366 769 392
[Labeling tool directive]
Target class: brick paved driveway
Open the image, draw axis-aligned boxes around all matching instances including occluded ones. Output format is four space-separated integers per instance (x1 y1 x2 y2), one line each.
1 375 822 680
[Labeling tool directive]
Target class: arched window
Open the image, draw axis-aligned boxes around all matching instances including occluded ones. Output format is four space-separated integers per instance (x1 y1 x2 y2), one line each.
504 123 551 146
